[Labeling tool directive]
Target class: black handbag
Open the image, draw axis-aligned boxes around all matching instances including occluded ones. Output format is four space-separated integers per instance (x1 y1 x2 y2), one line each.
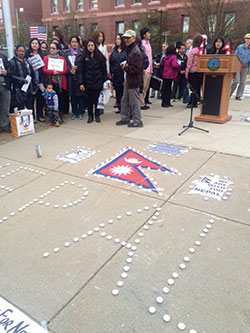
11 89 27 108
150 76 163 91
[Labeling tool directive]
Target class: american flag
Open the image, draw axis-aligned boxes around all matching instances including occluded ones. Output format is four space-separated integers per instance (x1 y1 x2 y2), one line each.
30 26 47 41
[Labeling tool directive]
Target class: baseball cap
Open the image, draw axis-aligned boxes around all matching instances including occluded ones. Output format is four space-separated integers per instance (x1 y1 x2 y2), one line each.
123 30 136 38
244 33 250 39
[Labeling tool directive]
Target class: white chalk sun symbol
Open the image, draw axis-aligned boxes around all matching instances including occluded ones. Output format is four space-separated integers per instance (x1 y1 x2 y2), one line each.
110 165 133 176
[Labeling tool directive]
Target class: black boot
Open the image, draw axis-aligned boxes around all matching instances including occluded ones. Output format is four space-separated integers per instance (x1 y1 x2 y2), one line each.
87 110 93 123
95 109 101 123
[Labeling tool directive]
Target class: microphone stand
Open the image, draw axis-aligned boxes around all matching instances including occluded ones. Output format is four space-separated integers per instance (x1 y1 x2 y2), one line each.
178 83 209 136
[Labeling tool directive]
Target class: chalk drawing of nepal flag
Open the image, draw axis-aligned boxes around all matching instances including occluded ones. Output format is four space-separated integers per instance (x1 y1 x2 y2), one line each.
93 149 175 193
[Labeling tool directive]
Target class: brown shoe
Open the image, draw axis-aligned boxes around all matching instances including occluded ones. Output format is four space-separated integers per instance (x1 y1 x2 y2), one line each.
48 123 53 127
55 122 60 127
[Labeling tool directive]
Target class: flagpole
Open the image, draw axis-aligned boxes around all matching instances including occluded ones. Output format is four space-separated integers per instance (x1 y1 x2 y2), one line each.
2 0 14 59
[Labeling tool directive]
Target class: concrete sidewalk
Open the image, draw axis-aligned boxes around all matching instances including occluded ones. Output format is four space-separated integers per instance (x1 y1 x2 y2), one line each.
0 97 249 333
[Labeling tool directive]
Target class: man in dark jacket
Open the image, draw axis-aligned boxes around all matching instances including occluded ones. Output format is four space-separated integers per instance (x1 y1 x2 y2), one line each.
116 29 143 128
0 53 11 132
172 43 187 100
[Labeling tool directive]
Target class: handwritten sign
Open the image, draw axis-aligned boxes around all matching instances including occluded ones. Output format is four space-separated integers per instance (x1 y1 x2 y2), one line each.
28 55 44 69
0 296 47 332
56 148 96 164
21 75 31 93
190 175 231 200
48 58 64 72
68 55 76 66
150 144 187 156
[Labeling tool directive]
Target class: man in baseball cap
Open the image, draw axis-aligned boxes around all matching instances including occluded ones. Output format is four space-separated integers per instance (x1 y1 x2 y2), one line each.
116 29 144 127
123 29 136 38
231 33 250 100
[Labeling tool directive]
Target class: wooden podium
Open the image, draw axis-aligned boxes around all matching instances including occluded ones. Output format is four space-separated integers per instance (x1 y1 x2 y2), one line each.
195 54 242 123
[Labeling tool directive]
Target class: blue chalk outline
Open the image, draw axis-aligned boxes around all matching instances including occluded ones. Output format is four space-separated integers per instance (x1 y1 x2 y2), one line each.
93 149 174 193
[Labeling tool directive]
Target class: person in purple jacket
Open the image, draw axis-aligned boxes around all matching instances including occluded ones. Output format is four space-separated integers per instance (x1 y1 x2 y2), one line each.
161 45 181 108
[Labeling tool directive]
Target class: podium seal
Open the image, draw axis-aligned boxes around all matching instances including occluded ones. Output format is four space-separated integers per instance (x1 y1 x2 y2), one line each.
208 58 220 71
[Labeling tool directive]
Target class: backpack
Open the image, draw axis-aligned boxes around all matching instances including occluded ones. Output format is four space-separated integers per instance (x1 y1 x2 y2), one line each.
140 46 149 70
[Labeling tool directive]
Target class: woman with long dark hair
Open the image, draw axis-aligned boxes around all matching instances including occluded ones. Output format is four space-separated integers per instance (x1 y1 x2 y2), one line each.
65 35 84 120
40 41 49 56
52 29 68 50
26 38 45 122
78 39 107 123
9 44 37 112
43 41 68 121
93 30 109 116
109 33 127 113
208 37 226 54
185 34 203 108
161 45 180 108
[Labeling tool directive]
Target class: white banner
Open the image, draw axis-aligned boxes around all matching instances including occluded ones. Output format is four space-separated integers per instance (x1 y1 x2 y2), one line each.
0 296 47 332
68 55 76 66
28 55 44 69
190 175 231 200
48 58 64 72
0 58 5 71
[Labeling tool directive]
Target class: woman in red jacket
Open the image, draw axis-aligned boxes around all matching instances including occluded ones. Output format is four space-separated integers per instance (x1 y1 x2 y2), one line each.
161 45 181 108
43 41 68 120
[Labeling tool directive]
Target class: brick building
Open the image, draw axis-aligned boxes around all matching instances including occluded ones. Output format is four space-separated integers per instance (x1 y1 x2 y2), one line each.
41 0 190 49
0 0 43 41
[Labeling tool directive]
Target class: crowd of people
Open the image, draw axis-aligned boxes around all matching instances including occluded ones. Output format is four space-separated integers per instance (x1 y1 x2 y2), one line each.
0 28 250 132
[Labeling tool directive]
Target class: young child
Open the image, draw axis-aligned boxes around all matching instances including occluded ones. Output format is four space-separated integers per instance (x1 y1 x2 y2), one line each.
43 80 60 127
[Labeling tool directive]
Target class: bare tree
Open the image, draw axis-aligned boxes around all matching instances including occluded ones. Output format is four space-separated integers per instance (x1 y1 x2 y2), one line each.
185 0 250 44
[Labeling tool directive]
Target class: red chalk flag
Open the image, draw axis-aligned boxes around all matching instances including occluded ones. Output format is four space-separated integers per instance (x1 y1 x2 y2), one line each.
30 26 47 41
222 39 232 54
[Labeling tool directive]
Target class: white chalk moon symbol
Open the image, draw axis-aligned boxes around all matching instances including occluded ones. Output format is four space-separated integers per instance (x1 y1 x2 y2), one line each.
124 158 143 164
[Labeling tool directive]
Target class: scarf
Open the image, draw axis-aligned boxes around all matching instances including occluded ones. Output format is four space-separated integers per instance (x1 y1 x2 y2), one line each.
70 47 79 56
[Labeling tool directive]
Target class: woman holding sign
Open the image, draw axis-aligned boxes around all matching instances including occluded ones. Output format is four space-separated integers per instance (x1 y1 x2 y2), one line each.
26 38 45 122
78 39 107 123
9 45 37 112
43 42 68 121
65 36 84 120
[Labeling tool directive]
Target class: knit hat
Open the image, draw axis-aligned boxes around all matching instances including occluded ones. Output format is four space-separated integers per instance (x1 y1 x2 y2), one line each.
140 27 150 40
244 33 250 39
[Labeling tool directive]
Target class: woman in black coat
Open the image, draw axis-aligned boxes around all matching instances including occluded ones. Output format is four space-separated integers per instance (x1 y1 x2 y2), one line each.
109 34 127 113
78 39 107 123
26 38 45 122
9 45 37 112
65 36 84 120
207 37 227 54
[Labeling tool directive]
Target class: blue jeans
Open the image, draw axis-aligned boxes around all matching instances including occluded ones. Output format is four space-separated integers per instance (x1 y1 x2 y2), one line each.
71 79 84 116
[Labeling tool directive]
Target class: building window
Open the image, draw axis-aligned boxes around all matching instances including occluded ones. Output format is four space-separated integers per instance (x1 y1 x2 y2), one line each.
116 0 124 5
90 0 98 9
225 13 235 31
183 16 189 33
149 0 159 2
52 0 58 13
65 0 70 12
133 0 142 4
134 20 141 32
79 24 84 38
78 0 84 10
208 14 217 34
117 22 125 34
92 23 98 31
